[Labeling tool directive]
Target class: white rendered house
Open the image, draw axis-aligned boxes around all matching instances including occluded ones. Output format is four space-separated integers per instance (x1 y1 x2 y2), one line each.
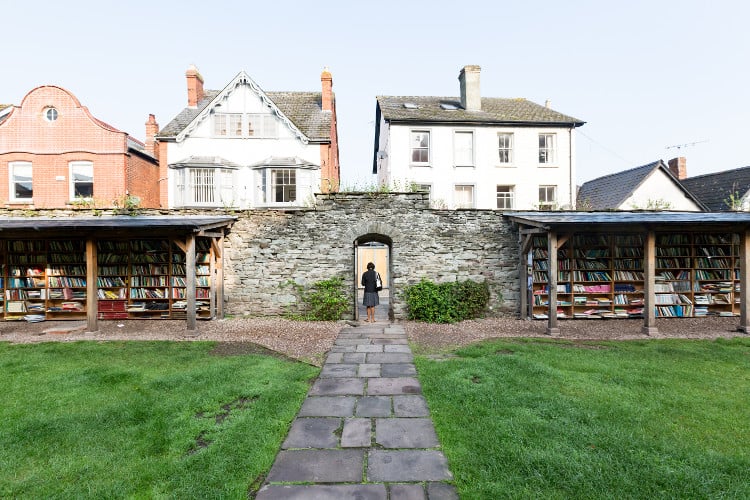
373 65 585 210
157 66 339 209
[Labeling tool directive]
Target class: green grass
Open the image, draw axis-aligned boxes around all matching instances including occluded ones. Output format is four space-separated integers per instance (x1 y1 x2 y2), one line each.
415 337 750 499
0 341 318 498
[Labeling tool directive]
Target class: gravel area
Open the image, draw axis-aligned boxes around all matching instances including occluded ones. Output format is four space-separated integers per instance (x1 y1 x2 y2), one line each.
0 316 746 364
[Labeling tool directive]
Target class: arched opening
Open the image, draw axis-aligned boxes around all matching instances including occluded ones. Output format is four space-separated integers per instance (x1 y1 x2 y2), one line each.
354 234 392 322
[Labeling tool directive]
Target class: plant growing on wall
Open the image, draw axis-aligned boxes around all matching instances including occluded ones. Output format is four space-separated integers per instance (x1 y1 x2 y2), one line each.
282 277 349 321
404 278 489 323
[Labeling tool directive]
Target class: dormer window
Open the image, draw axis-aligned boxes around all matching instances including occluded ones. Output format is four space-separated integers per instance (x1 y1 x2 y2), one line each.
43 107 58 122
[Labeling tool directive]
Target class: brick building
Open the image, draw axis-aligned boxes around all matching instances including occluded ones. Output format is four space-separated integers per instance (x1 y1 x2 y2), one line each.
0 86 159 208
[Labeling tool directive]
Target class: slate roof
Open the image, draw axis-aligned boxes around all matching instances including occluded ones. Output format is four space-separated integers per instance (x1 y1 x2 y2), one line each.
157 90 332 142
248 156 319 169
506 211 750 229
577 160 705 210
680 166 750 211
169 156 242 169
376 96 584 126
0 104 11 125
0 216 236 237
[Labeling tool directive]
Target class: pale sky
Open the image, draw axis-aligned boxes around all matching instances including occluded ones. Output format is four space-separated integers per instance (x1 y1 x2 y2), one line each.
3 0 748 186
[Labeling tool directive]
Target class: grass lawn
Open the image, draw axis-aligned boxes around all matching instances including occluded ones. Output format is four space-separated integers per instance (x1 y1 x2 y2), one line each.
415 337 750 499
0 341 317 498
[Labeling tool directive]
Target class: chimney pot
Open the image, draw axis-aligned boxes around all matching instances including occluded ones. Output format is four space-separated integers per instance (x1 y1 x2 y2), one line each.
458 65 481 111
668 157 687 180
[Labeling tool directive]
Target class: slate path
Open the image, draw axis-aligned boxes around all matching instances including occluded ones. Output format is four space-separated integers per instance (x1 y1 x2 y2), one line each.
256 321 458 499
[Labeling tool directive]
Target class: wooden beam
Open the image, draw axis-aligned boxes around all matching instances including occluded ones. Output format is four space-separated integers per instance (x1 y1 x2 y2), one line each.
642 230 658 335
186 234 197 330
547 231 560 335
214 236 224 318
86 239 98 332
739 229 750 333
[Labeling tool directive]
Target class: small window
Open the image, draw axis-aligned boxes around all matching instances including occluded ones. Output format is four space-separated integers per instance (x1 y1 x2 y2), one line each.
410 131 430 164
498 133 513 164
271 169 296 203
43 107 58 122
454 184 474 208
214 113 228 136
70 161 94 199
453 131 474 167
248 113 279 138
497 185 514 209
539 185 557 210
539 133 556 164
10 162 33 201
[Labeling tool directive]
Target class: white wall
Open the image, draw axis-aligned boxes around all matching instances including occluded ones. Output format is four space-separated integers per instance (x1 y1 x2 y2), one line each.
378 121 576 210
622 170 702 210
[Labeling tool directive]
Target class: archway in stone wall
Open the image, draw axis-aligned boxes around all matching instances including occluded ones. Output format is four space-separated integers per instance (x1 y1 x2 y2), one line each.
354 233 393 322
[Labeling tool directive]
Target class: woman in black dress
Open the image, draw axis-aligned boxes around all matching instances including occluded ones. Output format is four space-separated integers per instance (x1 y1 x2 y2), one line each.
361 262 380 323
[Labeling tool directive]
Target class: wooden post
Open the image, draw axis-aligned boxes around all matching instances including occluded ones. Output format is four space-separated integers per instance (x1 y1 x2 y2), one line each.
86 239 98 332
739 229 750 333
186 234 196 331
519 233 532 319
547 231 560 335
642 230 658 335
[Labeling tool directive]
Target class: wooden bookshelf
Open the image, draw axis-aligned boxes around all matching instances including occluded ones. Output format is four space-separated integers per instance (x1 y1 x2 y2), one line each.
530 231 741 319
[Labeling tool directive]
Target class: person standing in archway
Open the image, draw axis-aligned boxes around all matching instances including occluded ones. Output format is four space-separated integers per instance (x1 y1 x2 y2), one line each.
361 262 381 323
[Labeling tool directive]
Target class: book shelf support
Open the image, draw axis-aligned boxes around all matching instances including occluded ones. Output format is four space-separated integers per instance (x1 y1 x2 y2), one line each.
546 231 560 335
642 230 658 335
739 229 750 333
86 239 98 332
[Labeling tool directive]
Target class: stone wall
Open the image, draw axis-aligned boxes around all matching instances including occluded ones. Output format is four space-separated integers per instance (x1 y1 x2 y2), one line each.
0 192 521 320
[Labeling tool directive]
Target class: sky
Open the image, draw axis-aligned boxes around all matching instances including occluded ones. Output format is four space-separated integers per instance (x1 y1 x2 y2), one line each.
3 0 748 186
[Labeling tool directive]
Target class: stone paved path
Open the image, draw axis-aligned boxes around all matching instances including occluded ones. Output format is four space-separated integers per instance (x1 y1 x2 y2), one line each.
256 321 458 499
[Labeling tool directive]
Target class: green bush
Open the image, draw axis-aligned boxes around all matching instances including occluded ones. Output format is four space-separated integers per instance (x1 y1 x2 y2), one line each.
404 279 489 323
283 277 349 321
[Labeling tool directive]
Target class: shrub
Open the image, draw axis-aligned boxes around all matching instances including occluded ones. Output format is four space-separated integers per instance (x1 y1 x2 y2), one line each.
404 279 489 323
283 277 349 321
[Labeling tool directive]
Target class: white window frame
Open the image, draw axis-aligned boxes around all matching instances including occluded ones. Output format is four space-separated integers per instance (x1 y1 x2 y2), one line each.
454 184 475 209
247 113 279 138
453 130 474 167
69 161 94 201
177 168 235 207
539 133 556 164
496 185 514 209
498 133 513 164
270 168 296 203
410 130 431 166
539 185 557 210
9 161 33 202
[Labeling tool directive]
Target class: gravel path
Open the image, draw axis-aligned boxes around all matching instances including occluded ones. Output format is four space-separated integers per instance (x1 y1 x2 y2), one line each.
1 316 746 365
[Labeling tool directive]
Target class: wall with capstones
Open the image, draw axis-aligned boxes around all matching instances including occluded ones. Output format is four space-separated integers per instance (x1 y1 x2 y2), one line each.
0 193 521 320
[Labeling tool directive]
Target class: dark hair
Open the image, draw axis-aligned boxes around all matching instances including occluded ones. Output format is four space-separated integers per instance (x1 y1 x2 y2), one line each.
366 262 375 270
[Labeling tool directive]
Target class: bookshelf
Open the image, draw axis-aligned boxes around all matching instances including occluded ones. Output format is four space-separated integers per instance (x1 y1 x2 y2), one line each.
530 231 741 319
1 237 215 321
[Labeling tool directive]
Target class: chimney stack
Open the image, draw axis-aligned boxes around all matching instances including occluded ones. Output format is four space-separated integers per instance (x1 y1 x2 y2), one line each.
321 67 333 112
145 114 159 159
668 157 687 180
186 64 204 108
458 65 481 111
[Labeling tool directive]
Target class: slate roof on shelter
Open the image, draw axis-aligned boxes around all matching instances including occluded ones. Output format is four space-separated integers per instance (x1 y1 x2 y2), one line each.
505 211 750 230
376 96 584 126
158 90 332 142
0 216 236 237
680 166 750 211
577 161 705 210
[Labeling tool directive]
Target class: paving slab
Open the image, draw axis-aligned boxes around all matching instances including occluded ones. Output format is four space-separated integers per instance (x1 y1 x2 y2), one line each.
267 449 364 482
388 483 426 500
282 418 341 449
384 344 412 353
372 338 409 345
355 396 392 417
358 363 381 377
298 396 355 417
367 377 422 395
367 352 414 364
342 352 367 363
381 363 418 377
257 484 387 500
309 377 365 396
393 395 430 417
356 344 384 353
427 482 460 499
368 450 453 482
330 345 356 352
375 418 440 448
325 352 345 364
320 363 359 378
341 418 371 447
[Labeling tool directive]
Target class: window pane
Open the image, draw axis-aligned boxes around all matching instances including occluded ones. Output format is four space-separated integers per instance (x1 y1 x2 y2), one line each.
498 133 513 163
271 169 296 202
454 131 473 166
539 134 555 163
12 164 33 199
230 114 242 136
410 131 430 163
214 114 227 136
191 169 215 203
496 185 514 209
454 185 474 208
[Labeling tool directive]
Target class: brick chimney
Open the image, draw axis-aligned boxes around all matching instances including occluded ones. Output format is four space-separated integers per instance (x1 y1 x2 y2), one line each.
185 64 204 108
458 65 481 111
321 67 333 112
668 157 687 180
145 114 159 159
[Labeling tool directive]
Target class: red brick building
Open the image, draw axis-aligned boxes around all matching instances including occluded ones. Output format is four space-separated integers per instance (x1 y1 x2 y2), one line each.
0 86 159 208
